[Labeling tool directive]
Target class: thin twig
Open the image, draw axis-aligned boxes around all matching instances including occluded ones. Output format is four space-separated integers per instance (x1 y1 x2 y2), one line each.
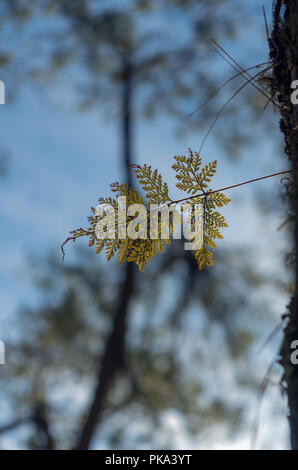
171 170 292 205
61 169 292 259
0 415 32 435
257 318 286 355
251 357 276 450
211 38 282 110
214 47 281 109
213 48 281 110
188 61 271 117
198 62 276 155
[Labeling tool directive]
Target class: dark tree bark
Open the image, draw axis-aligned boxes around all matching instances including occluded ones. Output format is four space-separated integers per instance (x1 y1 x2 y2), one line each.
123 56 134 188
32 404 55 450
0 405 55 450
74 56 136 450
0 416 32 435
270 0 298 450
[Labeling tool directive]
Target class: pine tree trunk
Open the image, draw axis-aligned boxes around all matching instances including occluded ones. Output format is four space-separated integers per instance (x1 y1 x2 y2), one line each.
270 0 298 449
74 55 135 450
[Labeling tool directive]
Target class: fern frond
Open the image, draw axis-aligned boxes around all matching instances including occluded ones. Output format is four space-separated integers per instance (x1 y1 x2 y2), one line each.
172 148 203 195
172 149 217 198
63 149 231 271
206 191 231 208
198 160 217 190
194 192 230 270
128 239 157 272
105 238 121 261
95 239 107 254
195 245 214 269
132 164 171 204
118 239 133 264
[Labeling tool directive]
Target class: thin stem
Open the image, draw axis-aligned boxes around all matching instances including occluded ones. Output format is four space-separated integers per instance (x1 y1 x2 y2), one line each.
61 168 292 259
198 63 278 155
211 38 282 110
188 61 271 117
171 170 292 205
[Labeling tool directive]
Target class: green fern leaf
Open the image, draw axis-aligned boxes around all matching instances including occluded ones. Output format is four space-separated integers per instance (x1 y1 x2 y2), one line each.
63 149 231 271
132 164 171 204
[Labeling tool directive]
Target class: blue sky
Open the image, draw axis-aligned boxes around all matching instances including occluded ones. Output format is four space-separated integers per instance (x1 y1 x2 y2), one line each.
0 0 293 449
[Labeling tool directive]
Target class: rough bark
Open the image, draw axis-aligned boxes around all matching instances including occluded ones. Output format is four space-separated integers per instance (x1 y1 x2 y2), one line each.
270 0 298 449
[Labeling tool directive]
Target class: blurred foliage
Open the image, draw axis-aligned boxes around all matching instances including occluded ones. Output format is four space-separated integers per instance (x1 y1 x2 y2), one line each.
0 149 9 177
0 0 275 155
0 0 286 450
1 244 279 448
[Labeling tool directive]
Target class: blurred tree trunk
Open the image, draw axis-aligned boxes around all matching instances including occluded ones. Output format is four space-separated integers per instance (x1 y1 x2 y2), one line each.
75 55 135 450
271 0 298 450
